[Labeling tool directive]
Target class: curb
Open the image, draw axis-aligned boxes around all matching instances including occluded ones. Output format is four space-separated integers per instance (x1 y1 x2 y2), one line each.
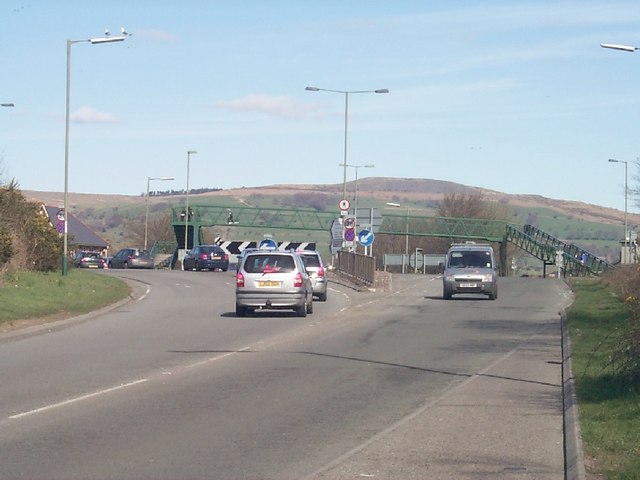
561 310 587 480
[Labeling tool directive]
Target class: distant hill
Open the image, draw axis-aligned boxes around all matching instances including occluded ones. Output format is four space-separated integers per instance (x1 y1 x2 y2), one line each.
23 176 636 228
22 177 637 262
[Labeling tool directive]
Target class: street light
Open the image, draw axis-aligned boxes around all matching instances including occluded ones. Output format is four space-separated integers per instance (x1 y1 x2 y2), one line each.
184 150 197 252
386 202 410 263
144 176 174 250
62 31 127 275
341 163 374 251
601 43 639 53
608 158 629 259
305 86 388 202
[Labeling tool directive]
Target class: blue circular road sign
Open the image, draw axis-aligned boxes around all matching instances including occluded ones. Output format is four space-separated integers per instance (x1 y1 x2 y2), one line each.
358 229 375 247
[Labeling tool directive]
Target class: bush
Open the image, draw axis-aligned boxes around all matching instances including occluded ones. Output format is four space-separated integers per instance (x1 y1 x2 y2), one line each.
0 181 62 274
601 265 640 385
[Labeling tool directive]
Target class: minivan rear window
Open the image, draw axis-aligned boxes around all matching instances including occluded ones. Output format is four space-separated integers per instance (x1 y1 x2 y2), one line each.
244 255 295 273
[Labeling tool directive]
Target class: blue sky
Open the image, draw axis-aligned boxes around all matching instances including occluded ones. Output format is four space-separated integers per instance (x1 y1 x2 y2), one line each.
2 1 640 211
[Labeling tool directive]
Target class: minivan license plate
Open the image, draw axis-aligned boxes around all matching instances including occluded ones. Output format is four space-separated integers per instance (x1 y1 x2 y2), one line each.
258 280 281 287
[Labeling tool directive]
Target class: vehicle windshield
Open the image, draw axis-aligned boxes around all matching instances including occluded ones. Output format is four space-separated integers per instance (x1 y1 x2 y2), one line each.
448 251 492 269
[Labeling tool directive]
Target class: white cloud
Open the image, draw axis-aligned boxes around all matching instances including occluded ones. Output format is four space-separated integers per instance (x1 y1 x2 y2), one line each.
71 107 119 124
214 94 318 119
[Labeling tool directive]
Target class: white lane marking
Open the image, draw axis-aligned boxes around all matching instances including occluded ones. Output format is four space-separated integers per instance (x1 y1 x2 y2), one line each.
185 346 252 369
9 379 148 420
137 285 151 302
8 345 258 421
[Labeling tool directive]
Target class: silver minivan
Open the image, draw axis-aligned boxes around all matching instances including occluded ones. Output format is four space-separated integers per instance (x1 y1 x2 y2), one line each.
442 243 498 300
235 250 314 317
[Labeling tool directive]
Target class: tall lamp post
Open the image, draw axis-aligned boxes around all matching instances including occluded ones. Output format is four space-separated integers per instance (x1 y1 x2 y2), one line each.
341 163 374 251
62 31 127 275
386 201 409 256
145 176 174 250
184 150 197 252
608 158 629 260
305 86 388 202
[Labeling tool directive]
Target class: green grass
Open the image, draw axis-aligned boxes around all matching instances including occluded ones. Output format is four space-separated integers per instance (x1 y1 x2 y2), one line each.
567 279 640 479
0 269 130 324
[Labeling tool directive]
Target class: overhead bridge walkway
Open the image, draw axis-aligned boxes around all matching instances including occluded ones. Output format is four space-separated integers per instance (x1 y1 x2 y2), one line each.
167 205 613 276
506 224 613 276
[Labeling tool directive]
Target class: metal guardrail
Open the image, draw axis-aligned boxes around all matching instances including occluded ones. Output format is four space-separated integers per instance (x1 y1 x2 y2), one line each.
336 251 376 286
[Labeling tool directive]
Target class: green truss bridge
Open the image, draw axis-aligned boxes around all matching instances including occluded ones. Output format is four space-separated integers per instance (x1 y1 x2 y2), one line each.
170 205 614 276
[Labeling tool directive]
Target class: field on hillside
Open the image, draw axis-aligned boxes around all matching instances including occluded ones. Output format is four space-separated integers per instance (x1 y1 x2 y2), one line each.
24 178 631 264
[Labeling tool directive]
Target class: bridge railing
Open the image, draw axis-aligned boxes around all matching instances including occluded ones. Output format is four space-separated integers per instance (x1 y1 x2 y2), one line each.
167 205 613 276
506 224 613 276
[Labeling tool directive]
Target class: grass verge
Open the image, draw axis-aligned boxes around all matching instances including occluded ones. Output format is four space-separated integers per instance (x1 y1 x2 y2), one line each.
0 270 130 327
567 278 640 479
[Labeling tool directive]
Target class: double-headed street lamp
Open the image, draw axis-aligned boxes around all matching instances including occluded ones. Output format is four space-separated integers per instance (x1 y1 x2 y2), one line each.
608 158 629 254
145 176 174 250
184 150 197 251
62 31 128 275
305 86 388 202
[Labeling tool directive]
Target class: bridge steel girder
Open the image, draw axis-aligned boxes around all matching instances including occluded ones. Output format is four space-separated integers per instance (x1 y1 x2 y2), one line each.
172 205 336 233
169 205 611 276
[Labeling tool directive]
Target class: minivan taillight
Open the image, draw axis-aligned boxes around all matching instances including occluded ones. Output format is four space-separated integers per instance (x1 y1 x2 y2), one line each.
317 266 325 278
236 272 245 288
294 272 303 287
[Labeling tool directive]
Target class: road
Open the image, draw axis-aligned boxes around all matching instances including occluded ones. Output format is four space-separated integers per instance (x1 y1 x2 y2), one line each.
0 270 573 479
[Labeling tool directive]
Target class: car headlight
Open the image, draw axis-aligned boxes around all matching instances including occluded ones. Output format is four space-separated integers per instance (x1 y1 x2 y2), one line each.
482 273 494 282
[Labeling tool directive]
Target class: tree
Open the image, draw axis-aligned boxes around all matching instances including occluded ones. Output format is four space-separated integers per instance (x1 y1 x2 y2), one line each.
0 181 62 273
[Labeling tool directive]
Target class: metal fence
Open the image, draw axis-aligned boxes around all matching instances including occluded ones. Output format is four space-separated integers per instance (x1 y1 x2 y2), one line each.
335 251 376 286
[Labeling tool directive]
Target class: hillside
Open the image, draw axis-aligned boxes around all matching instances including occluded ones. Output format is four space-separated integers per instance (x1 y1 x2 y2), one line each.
22 177 637 262
24 177 635 227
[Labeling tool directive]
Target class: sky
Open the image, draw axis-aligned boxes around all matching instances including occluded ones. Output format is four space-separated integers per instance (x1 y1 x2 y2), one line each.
2 1 640 212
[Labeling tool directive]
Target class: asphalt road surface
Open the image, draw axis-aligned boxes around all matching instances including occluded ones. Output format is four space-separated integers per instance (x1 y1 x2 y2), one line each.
0 270 573 479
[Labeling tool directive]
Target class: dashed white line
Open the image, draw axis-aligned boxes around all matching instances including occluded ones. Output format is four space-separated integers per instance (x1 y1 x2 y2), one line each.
9 379 148 420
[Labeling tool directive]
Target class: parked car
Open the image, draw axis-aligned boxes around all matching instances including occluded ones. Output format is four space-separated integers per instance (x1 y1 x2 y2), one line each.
72 250 106 269
183 245 229 271
297 250 328 301
235 249 313 317
108 248 154 269
442 242 497 300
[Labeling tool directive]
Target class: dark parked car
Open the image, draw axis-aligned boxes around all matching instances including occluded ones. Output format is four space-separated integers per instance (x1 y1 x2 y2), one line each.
183 245 230 272
108 248 154 269
73 250 106 269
